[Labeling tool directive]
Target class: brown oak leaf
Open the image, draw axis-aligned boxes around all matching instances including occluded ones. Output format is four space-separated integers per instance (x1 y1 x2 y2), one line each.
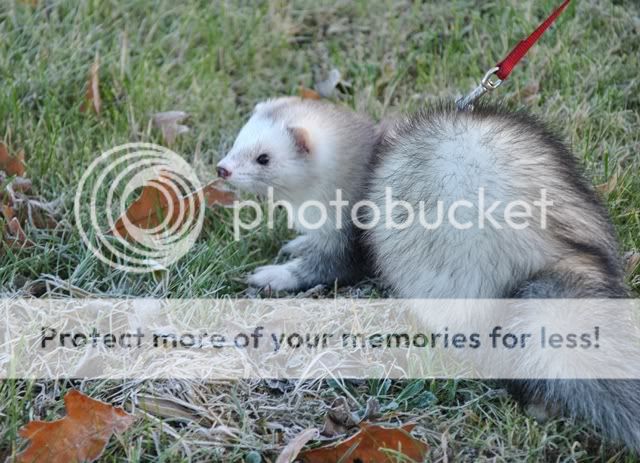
153 111 190 146
109 176 236 240
5 216 34 247
0 143 26 176
17 390 135 463
299 422 429 463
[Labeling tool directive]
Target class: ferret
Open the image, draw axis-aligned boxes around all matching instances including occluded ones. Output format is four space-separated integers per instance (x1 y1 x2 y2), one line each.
218 97 639 451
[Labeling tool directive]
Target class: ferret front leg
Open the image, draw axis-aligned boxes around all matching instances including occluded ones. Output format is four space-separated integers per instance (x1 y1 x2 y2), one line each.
247 262 302 291
248 232 366 292
247 256 355 292
277 235 310 259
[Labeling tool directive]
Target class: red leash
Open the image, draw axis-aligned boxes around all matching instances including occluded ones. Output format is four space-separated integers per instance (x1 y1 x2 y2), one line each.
496 0 572 80
457 0 572 110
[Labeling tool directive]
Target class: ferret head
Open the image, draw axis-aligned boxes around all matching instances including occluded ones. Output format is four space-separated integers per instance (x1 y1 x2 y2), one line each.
217 98 313 197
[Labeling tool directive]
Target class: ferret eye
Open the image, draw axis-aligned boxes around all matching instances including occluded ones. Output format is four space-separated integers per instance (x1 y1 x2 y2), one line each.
256 153 270 166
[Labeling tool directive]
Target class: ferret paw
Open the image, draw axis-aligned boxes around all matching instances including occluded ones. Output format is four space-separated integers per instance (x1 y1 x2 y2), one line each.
278 236 309 259
248 264 299 291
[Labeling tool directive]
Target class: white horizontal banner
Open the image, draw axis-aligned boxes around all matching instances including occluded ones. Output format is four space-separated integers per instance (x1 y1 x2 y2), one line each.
1 298 639 379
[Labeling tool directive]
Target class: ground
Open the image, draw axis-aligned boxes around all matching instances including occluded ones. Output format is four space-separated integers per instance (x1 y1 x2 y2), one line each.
1 0 639 461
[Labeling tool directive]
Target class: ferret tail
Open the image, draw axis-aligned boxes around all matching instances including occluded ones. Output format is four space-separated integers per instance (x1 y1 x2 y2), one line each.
512 378 640 452
510 268 640 452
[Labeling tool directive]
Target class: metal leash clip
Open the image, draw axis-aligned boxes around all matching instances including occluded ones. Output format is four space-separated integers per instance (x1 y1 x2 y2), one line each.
456 66 503 111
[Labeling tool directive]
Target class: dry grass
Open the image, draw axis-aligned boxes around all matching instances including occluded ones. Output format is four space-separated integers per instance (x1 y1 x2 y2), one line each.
1 0 639 461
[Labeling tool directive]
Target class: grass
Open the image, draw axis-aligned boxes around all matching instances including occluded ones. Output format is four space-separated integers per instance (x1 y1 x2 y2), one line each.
0 0 639 461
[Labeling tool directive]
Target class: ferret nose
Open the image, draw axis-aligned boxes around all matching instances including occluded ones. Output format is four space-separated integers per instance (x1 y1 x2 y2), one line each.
217 166 231 179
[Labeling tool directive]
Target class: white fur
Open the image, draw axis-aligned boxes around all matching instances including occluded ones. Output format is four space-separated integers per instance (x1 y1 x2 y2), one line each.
369 118 549 300
279 235 310 258
247 262 299 291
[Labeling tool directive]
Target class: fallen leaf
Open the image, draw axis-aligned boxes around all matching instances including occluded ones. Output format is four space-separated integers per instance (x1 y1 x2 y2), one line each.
521 80 540 104
299 422 429 463
80 52 101 115
109 177 236 240
596 173 618 195
321 397 359 438
298 86 322 100
276 428 319 463
17 389 135 463
10 176 32 193
2 202 13 221
625 251 640 274
361 397 382 422
6 217 34 248
3 186 60 231
202 179 237 207
315 68 342 98
0 143 26 176
23 198 61 229
0 160 58 247
321 397 382 438
109 173 188 240
153 111 190 146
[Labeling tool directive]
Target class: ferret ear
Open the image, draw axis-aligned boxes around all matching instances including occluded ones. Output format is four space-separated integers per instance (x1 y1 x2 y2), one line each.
254 97 299 114
287 126 312 155
253 101 268 114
